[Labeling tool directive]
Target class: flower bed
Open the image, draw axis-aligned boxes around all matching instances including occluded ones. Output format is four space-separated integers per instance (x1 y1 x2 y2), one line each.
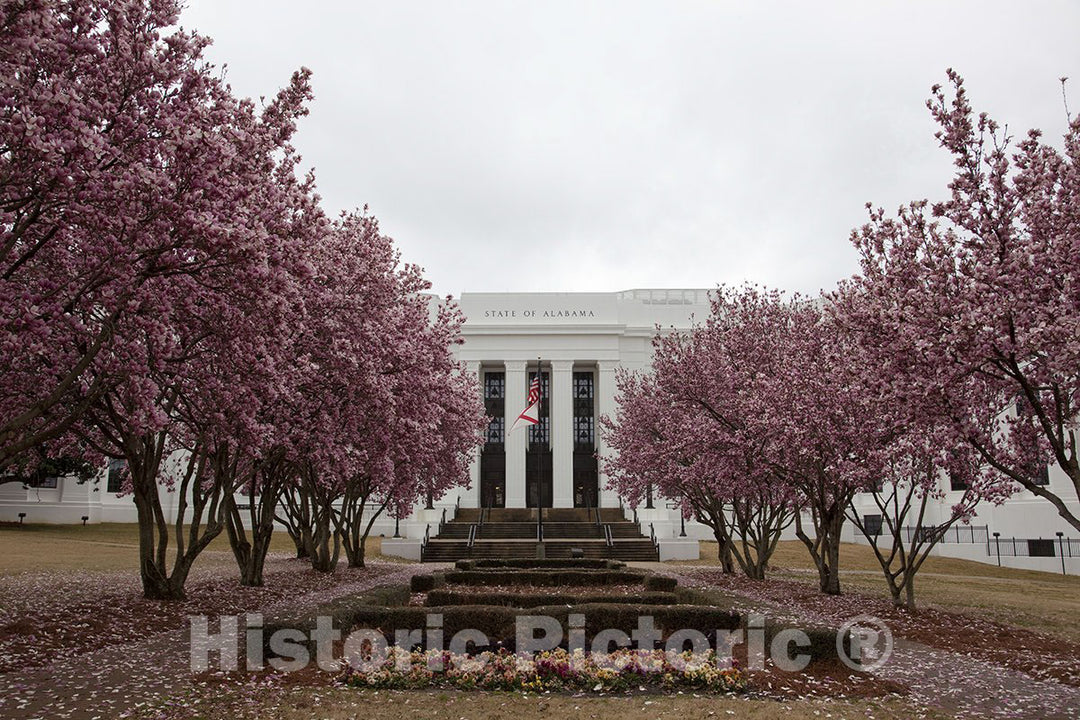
338 647 748 693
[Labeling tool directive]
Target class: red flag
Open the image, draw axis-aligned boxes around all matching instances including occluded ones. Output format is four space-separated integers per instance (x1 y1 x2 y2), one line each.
510 370 541 433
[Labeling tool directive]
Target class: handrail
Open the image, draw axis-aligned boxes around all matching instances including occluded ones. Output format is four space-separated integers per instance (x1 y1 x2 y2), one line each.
479 505 487 528
603 523 613 548
467 523 477 550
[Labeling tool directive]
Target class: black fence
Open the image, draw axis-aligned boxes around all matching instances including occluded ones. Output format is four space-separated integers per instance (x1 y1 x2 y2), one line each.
988 536 1080 558
899 525 989 545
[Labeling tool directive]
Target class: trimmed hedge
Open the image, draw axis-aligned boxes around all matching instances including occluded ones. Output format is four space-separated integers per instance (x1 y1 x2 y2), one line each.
336 603 740 651
425 589 682 607
643 575 678 592
454 559 626 571
409 573 444 592
262 583 411 654
261 590 848 666
760 620 854 666
443 570 646 587
674 587 727 607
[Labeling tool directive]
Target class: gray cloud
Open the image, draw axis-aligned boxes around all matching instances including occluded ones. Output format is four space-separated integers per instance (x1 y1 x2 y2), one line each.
182 0 1080 297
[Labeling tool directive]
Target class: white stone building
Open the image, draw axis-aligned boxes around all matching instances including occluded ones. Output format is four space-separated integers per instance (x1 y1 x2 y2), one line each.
3 288 1077 573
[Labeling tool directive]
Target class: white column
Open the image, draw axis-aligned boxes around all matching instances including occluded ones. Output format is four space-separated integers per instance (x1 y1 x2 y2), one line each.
551 360 574 508
596 360 619 508
504 360 527 508
466 361 482 508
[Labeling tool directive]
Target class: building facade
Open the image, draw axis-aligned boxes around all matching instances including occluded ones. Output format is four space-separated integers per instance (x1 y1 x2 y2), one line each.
451 288 712 511
3 288 1077 573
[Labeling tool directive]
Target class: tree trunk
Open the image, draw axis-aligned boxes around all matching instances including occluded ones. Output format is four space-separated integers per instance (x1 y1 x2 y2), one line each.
348 538 366 568
904 571 916 610
795 505 845 595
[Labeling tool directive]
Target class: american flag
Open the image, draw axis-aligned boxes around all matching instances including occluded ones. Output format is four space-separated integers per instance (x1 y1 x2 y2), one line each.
509 366 542 433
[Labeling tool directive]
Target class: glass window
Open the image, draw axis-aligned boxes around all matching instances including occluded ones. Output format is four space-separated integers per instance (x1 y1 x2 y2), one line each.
483 372 505 450
527 371 550 450
1035 464 1050 487
107 458 127 493
572 371 595 450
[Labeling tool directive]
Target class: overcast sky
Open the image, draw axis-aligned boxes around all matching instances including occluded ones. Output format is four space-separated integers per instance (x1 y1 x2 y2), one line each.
181 1 1079 298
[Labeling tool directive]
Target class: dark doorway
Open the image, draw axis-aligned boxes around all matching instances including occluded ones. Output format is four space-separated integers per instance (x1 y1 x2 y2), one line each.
573 452 598 508
526 450 553 508
480 452 506 508
481 370 506 508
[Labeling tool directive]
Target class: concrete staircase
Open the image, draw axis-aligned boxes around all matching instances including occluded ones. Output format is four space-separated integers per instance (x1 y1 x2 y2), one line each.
421 507 659 562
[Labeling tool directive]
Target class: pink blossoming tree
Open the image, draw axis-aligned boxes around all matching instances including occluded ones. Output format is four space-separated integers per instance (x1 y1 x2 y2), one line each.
845 70 1080 533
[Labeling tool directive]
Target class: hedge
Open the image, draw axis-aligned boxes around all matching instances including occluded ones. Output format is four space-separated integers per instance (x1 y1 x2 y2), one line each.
409 573 444 592
262 597 848 666
261 582 411 654
643 575 678 592
454 559 626 571
424 589 682 607
443 570 647 587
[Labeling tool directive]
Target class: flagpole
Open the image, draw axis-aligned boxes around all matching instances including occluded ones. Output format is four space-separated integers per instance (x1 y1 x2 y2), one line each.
536 356 543 540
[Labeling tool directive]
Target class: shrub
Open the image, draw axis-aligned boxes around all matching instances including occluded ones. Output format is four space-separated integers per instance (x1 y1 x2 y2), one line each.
262 583 412 654
443 570 646 587
455 559 626 571
410 573 444 592
760 621 852 665
425 590 682 607
643 575 678 592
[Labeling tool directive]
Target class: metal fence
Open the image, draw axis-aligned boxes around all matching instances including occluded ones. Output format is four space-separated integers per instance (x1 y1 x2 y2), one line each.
899 524 989 545
988 536 1080 558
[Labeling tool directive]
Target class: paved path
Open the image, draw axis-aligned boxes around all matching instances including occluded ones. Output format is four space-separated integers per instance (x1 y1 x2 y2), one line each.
0 563 425 720
658 566 1080 720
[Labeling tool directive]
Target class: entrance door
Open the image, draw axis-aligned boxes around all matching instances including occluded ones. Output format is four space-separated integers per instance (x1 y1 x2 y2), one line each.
480 451 505 508
525 450 553 508
573 451 599 508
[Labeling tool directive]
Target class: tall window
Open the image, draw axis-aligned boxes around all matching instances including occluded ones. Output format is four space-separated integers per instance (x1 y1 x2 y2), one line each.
483 372 505 450
107 458 127 493
1035 464 1050 487
527 370 550 450
863 514 883 536
573 371 595 451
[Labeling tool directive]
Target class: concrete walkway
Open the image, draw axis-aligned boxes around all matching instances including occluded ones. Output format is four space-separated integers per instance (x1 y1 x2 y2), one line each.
0 563 423 720
658 566 1080 720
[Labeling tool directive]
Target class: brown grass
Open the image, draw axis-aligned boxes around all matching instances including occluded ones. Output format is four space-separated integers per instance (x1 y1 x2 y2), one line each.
0 522 408 575
684 540 1080 642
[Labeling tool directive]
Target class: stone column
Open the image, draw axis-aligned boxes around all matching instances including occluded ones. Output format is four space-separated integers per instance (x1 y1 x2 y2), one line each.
504 360 527 508
466 361 482 508
596 360 619 509
550 360 574 508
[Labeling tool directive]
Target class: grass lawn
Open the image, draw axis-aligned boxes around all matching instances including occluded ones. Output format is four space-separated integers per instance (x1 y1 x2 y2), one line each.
0 522 409 575
686 540 1080 642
